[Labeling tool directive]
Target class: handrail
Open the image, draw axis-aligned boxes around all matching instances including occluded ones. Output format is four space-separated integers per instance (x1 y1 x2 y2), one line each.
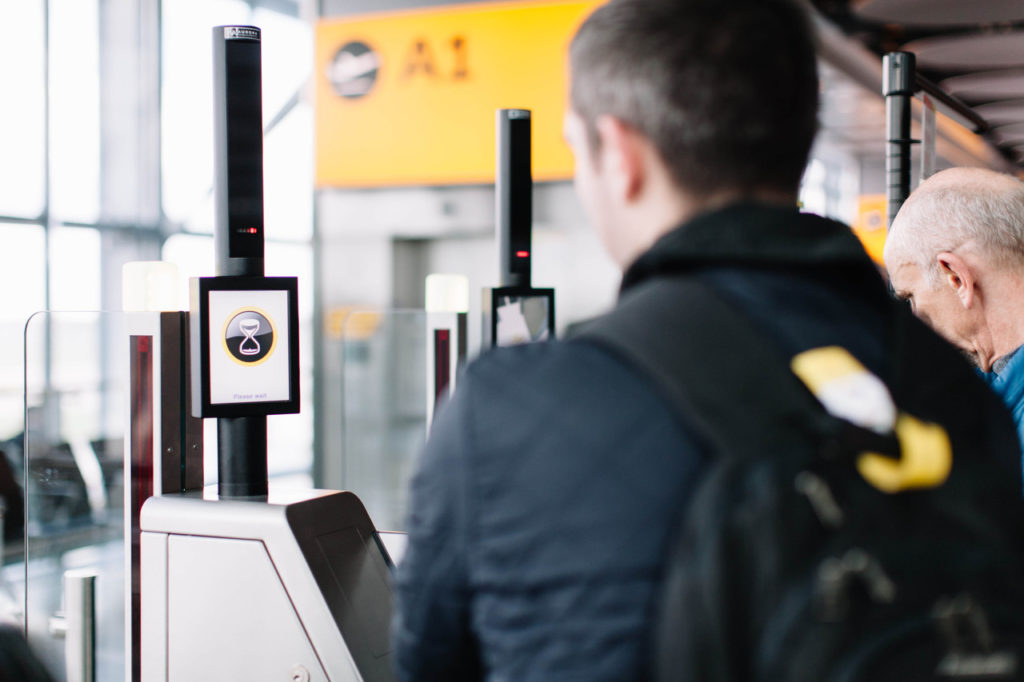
914 72 989 134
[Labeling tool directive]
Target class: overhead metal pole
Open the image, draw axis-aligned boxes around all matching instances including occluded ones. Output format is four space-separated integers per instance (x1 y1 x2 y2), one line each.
883 51 915 231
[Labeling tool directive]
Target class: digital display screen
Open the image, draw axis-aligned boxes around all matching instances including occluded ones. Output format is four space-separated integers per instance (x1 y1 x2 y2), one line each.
208 289 291 405
489 287 554 347
190 276 299 418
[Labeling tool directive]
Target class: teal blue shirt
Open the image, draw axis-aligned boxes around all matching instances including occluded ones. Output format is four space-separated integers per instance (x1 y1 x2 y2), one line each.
980 345 1024 487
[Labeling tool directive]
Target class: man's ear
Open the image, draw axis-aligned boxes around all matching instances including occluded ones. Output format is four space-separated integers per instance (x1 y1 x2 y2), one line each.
593 115 644 202
936 251 976 308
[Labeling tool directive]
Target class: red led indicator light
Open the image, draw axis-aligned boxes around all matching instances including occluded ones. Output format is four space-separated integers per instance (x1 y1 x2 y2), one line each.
516 250 529 258
248 227 258 234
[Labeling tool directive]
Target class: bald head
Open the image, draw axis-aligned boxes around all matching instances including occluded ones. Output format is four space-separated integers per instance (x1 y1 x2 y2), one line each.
883 167 1024 370
884 167 1024 287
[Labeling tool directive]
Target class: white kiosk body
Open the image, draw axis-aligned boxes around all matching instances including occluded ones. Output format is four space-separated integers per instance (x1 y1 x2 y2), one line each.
141 489 395 682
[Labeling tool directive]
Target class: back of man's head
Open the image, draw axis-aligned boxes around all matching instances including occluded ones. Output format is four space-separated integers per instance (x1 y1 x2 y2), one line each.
885 167 1024 286
569 0 819 198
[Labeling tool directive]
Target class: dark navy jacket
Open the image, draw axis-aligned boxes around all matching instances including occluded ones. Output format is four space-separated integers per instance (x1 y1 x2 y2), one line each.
391 203 1010 681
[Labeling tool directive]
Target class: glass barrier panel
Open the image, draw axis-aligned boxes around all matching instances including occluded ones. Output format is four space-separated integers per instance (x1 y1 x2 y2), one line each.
340 309 427 533
20 310 127 681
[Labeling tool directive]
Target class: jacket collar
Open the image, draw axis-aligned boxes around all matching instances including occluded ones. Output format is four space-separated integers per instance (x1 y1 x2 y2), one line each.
621 201 875 292
981 345 1024 419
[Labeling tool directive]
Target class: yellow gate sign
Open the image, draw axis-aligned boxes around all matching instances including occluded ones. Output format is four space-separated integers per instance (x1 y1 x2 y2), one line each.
853 194 888 265
315 1 598 188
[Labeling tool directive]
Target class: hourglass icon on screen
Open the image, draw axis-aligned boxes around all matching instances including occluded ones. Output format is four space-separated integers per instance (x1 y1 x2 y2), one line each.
238 318 261 356
224 309 274 364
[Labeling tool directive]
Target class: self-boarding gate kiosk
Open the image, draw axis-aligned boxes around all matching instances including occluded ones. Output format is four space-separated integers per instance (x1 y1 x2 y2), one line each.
140 27 395 682
482 109 555 348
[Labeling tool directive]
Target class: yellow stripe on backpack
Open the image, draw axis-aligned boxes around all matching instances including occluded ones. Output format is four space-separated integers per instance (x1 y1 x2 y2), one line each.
856 414 952 493
791 346 952 493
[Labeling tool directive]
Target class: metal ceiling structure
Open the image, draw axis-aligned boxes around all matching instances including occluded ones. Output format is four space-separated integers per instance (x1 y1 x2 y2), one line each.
813 0 1024 170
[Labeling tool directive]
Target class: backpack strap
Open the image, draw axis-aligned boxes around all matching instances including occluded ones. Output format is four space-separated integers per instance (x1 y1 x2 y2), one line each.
573 276 835 460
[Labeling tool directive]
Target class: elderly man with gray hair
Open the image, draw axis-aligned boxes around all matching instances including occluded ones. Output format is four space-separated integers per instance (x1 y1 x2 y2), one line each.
884 166 1024 459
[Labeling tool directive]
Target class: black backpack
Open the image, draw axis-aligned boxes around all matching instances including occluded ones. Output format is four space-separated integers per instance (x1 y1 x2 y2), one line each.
580 275 1024 682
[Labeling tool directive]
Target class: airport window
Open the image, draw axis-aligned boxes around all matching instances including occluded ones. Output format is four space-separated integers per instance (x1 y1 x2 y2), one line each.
162 0 250 231
0 1 45 219
162 0 312 240
0 224 47 324
160 233 215 308
49 0 101 224
800 158 829 216
0 1 313 671
264 100 314 242
253 6 313 126
49 227 101 312
800 154 858 226
0 0 314 464
0 223 46 436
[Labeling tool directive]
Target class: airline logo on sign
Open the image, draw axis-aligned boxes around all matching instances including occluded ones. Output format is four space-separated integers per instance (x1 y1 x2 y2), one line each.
328 41 381 99
315 1 598 188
